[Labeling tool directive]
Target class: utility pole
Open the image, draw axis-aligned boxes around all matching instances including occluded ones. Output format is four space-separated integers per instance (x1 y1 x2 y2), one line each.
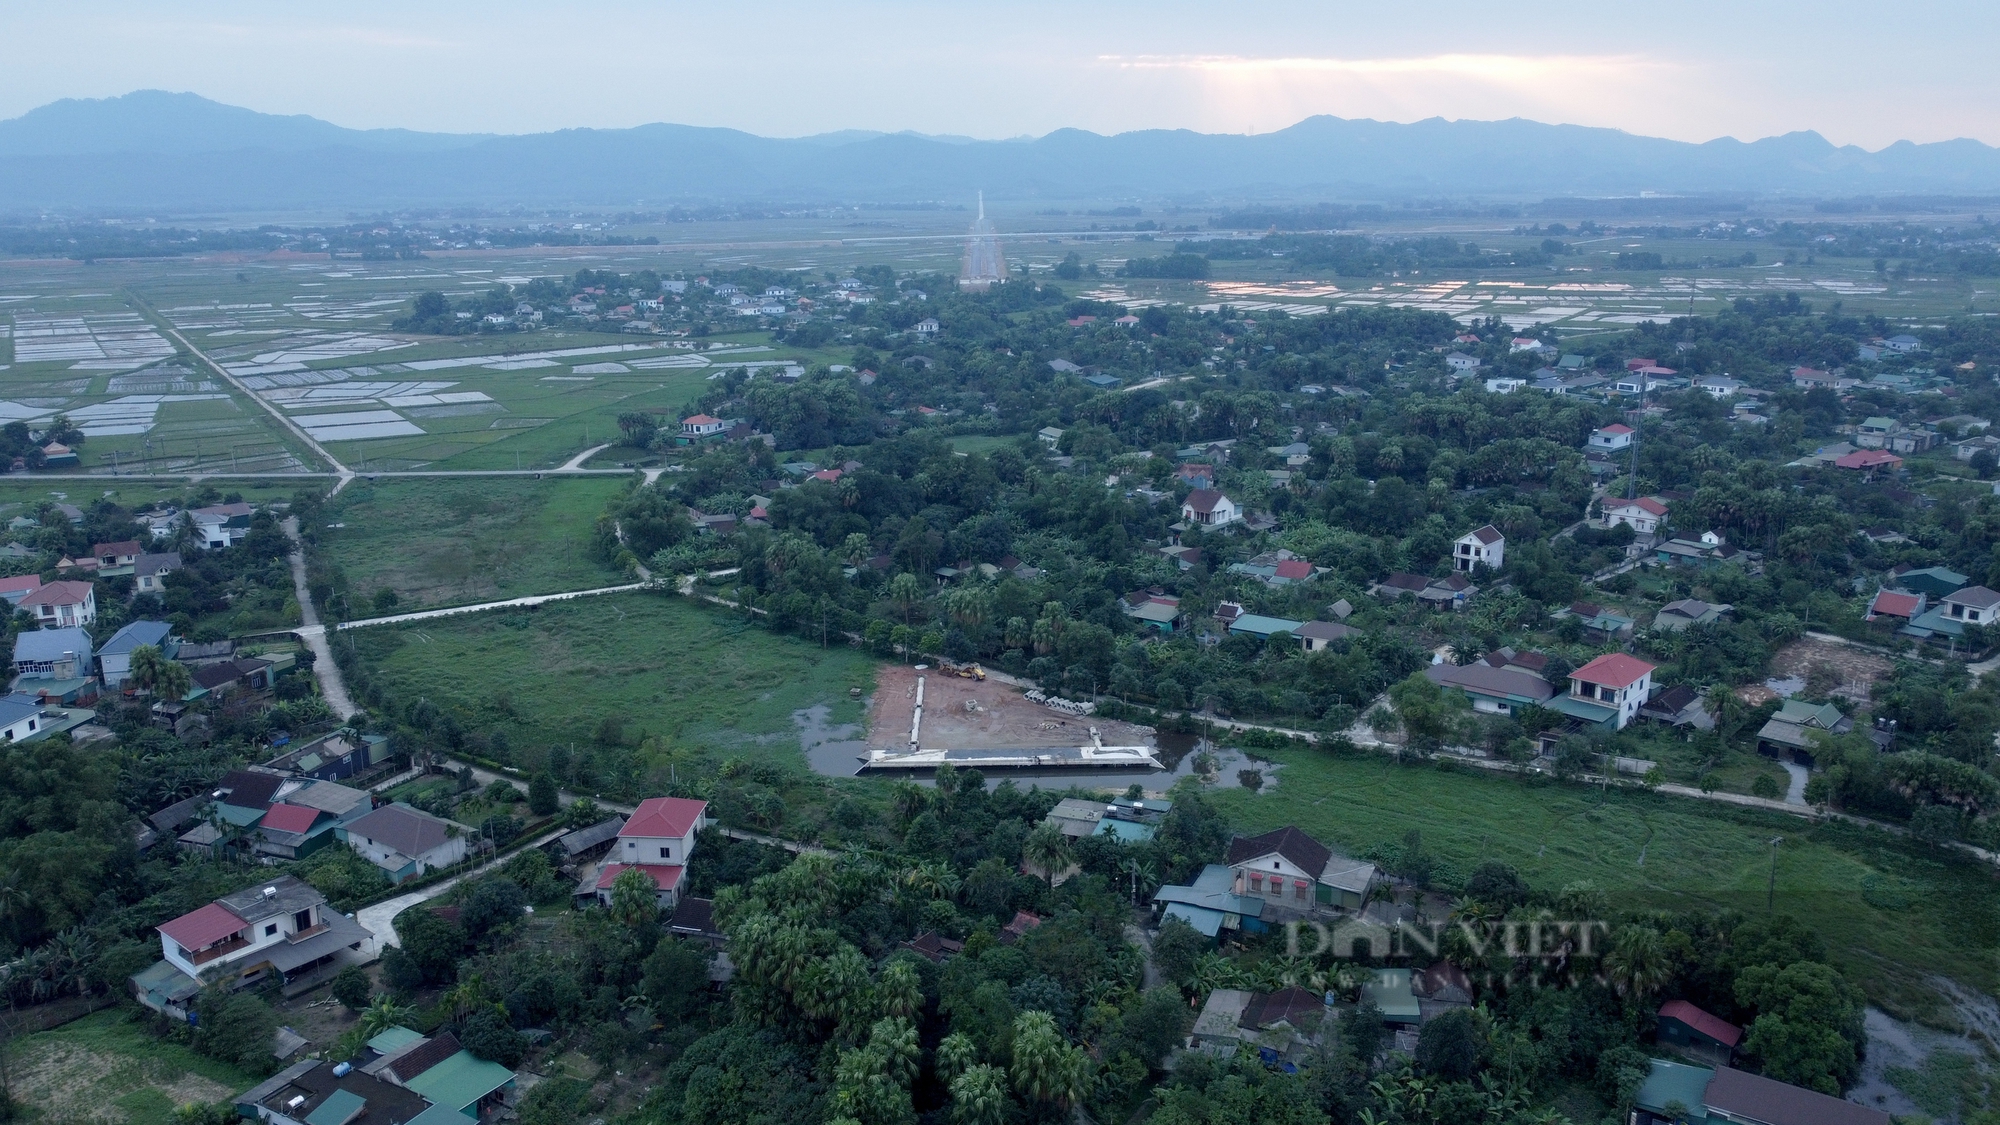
1767 836 1783 912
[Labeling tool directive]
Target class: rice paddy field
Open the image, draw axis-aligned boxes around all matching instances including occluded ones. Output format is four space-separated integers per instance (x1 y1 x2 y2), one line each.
0 201 1986 484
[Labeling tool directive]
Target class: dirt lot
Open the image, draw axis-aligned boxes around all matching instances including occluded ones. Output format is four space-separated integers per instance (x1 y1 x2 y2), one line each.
1769 636 1895 705
866 664 1156 750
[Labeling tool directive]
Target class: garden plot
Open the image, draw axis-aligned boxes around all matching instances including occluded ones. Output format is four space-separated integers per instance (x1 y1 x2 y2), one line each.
105 365 222 395
11 313 177 369
283 296 407 321
398 342 675 371
0 392 232 436
217 331 416 375
62 394 235 436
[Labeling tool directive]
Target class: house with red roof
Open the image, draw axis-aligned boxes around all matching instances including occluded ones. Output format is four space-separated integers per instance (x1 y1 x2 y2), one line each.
596 797 709 909
680 413 727 439
1557 653 1657 730
1835 449 1903 473
1656 999 1742 1059
0 573 41 607
1603 496 1670 535
1588 424 1636 452
20 580 95 628
1866 589 1925 622
136 874 372 1018
254 802 334 861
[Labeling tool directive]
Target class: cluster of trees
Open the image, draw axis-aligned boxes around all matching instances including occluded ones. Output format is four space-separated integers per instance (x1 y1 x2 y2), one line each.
282 765 1879 1125
559 271 2000 845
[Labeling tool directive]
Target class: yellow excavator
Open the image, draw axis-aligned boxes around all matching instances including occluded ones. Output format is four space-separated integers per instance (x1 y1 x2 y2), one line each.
940 660 986 681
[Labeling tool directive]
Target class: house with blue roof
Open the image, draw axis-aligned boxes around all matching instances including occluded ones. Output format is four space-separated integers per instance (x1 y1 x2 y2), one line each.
1152 864 1269 937
99 620 178 689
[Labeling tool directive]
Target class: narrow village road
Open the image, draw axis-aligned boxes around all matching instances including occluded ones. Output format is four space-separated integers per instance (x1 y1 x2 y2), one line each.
355 826 568 954
318 582 649 632
434 758 828 858
557 443 614 471
281 516 358 719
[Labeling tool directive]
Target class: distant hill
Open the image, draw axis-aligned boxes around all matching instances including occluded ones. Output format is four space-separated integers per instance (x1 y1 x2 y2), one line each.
4 90 2000 211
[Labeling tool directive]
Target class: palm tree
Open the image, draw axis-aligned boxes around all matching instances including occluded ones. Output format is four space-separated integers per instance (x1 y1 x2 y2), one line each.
152 660 192 705
126 644 166 691
904 861 959 901
869 1016 920 1087
890 782 930 831
936 1032 978 1086
1021 824 1073 889
1120 856 1158 906
950 1063 1008 1125
887 573 926 629
1009 1011 1084 1107
1604 925 1673 999
878 961 922 1021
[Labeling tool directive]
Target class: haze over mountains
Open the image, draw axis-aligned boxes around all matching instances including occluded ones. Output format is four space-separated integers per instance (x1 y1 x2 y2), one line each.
6 90 2000 212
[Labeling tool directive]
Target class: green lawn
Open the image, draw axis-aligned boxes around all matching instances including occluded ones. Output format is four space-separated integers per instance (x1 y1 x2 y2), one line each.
321 476 628 611
1212 747 2000 1021
4 1008 258 1124
349 592 877 771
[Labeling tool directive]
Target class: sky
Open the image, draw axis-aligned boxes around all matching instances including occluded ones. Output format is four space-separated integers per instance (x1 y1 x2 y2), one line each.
4 1 1998 148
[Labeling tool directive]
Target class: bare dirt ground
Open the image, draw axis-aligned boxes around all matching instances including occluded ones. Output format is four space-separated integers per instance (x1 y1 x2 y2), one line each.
866 664 1155 750
1769 637 1895 705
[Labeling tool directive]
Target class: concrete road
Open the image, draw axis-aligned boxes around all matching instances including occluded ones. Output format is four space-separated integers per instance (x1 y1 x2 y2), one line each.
281 516 358 718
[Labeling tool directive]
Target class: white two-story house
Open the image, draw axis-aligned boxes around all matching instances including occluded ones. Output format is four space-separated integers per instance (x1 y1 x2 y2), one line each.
1940 585 2000 626
138 875 372 1017
596 797 709 909
1181 489 1241 528
1563 653 1657 731
1453 525 1505 573
20 580 95 628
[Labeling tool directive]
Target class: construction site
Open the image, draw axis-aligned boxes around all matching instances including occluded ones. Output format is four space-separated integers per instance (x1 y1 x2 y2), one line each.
861 663 1160 771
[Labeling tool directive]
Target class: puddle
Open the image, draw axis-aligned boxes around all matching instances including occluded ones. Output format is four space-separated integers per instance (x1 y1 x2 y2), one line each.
795 704 1280 792
1851 1004 1990 1122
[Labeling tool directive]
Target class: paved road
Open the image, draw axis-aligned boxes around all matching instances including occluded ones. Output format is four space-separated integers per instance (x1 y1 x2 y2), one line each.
311 581 650 633
281 516 358 718
558 443 614 471
356 825 568 954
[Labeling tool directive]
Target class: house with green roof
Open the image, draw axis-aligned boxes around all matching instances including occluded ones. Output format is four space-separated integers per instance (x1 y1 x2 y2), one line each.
404 1050 515 1118
1890 565 1968 598
1362 967 1421 1026
1756 699 1852 766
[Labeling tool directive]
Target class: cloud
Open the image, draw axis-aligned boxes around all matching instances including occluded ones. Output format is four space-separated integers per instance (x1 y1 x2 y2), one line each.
1103 52 1664 82
1084 51 1709 137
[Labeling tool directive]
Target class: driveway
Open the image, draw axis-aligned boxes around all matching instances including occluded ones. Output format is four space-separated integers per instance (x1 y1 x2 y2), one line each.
355 825 567 954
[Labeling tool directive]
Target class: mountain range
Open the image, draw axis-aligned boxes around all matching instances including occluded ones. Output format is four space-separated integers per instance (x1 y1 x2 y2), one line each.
5 90 2000 212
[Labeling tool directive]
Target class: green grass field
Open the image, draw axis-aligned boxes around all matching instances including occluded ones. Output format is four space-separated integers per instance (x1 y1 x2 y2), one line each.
1211 746 2000 1020
321 476 629 611
0 477 320 515
3 1008 258 1124
348 592 876 769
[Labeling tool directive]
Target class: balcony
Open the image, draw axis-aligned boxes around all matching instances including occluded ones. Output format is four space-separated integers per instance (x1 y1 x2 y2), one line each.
186 933 251 965
286 922 328 944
